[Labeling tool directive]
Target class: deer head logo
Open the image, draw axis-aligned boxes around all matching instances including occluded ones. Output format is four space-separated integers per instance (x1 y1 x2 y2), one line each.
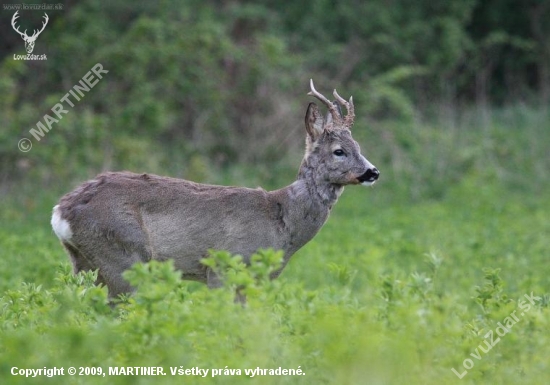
11 11 49 54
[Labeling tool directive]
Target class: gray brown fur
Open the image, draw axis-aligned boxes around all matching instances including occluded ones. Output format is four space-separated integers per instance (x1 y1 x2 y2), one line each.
51 80 379 298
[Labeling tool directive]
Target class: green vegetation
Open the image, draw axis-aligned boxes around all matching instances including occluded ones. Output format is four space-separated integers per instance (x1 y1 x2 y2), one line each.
1 168 549 384
1 0 549 384
2 0 549 181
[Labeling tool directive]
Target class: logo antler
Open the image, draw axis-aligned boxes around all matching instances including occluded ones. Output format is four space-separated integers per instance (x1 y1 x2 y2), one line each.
11 11 49 54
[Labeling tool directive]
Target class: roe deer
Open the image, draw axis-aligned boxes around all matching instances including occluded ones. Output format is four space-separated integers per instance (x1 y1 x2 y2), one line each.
51 80 379 298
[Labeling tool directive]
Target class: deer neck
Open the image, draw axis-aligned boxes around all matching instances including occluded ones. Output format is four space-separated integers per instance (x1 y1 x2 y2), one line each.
268 160 342 270
296 157 344 207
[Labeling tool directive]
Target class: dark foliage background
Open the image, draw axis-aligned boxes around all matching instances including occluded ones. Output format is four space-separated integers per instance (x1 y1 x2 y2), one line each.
1 0 549 197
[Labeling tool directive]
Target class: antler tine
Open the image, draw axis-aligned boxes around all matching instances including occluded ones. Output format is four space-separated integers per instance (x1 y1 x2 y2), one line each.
11 11 26 38
32 13 49 37
333 89 355 127
308 79 341 123
332 89 349 109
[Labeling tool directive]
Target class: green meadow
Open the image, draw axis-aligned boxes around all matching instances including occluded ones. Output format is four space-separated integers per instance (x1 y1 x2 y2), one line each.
1 107 549 384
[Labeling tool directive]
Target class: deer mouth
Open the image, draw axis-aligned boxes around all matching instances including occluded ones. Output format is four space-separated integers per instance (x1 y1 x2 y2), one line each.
357 168 380 185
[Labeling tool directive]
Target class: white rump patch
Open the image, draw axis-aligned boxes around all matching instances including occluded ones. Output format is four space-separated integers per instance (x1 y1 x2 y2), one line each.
51 205 73 241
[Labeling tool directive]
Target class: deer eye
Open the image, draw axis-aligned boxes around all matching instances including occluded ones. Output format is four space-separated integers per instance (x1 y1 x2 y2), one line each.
333 149 345 157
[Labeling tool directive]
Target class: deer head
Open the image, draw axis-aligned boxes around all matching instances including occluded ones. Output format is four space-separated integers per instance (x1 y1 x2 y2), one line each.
11 11 49 54
301 79 379 192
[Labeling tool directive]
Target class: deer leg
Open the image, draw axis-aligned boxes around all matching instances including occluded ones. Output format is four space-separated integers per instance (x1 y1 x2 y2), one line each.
206 268 247 304
206 267 222 289
97 250 143 299
70 223 153 299
62 242 107 287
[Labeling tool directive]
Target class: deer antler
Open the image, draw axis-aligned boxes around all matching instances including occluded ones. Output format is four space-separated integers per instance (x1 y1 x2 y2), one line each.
31 13 49 38
308 79 342 125
308 79 354 128
333 89 354 127
11 11 27 38
11 11 49 39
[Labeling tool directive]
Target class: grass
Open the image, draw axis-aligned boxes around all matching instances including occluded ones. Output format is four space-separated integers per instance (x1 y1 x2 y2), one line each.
0 169 549 384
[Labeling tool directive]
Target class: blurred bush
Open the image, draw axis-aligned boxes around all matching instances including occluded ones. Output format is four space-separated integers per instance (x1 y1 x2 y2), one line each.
1 0 549 198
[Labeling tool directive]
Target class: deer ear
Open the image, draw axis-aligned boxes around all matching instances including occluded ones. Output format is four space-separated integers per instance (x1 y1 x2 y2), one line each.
305 102 324 141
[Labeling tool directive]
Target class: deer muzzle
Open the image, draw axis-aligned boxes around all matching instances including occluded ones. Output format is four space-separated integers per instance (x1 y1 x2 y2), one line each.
357 167 380 186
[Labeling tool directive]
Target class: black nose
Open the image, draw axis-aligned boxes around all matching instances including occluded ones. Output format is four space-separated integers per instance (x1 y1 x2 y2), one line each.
358 168 380 183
